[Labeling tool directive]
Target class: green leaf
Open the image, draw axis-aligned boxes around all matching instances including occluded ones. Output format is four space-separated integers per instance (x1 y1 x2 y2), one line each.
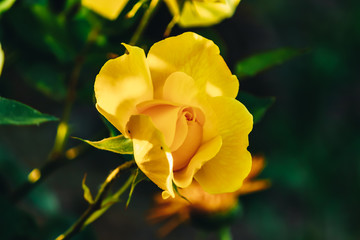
83 172 135 227
75 135 133 154
0 97 58 125
82 174 94 204
237 92 275 124
0 0 16 15
235 47 305 78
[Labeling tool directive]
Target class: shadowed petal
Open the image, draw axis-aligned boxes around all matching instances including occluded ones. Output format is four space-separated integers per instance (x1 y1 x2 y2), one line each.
126 114 175 198
173 135 222 188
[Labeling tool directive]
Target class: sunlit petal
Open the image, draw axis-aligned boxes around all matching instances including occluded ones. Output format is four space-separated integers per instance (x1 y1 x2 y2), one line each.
178 0 241 27
195 96 253 193
81 0 128 20
95 44 153 136
147 32 239 99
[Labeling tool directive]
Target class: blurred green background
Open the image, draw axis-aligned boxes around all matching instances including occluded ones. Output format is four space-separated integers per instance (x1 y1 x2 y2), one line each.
0 0 359 239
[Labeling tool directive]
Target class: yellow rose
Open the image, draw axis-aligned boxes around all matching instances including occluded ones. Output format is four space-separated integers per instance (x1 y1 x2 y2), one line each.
95 32 253 198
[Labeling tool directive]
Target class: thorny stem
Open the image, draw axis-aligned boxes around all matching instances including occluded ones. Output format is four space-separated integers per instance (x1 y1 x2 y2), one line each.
129 0 160 45
55 160 136 240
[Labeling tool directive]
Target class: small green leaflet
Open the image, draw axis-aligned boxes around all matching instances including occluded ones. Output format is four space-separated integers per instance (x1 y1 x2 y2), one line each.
0 97 58 125
235 47 305 79
83 171 136 227
75 135 133 154
82 174 94 204
126 168 148 208
237 92 275 124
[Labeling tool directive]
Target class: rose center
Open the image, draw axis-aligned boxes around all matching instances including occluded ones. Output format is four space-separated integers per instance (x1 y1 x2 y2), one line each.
137 102 204 171
171 107 203 171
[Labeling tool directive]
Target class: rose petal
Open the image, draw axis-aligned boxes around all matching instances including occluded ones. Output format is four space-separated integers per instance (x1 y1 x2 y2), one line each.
162 71 217 143
139 103 181 148
81 0 127 20
195 96 253 194
173 135 222 188
95 44 153 136
147 32 239 99
163 72 202 107
126 114 175 198
170 113 188 152
172 120 203 171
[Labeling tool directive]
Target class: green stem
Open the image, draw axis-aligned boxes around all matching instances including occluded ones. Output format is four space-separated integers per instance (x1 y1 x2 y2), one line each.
129 0 160 45
10 27 100 203
56 160 136 240
51 27 99 155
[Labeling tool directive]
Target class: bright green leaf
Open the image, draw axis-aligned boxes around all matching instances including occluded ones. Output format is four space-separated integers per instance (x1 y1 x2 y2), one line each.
82 174 94 204
0 0 16 14
75 135 133 154
0 97 58 125
235 47 305 78
237 92 275 124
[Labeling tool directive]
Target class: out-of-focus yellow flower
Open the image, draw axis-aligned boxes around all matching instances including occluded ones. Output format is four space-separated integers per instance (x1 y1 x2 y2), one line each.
0 43 4 75
148 155 270 236
165 0 241 28
81 0 241 29
94 32 252 198
81 0 128 20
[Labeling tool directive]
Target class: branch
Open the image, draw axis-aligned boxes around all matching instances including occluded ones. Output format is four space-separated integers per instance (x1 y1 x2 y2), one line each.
55 160 136 240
